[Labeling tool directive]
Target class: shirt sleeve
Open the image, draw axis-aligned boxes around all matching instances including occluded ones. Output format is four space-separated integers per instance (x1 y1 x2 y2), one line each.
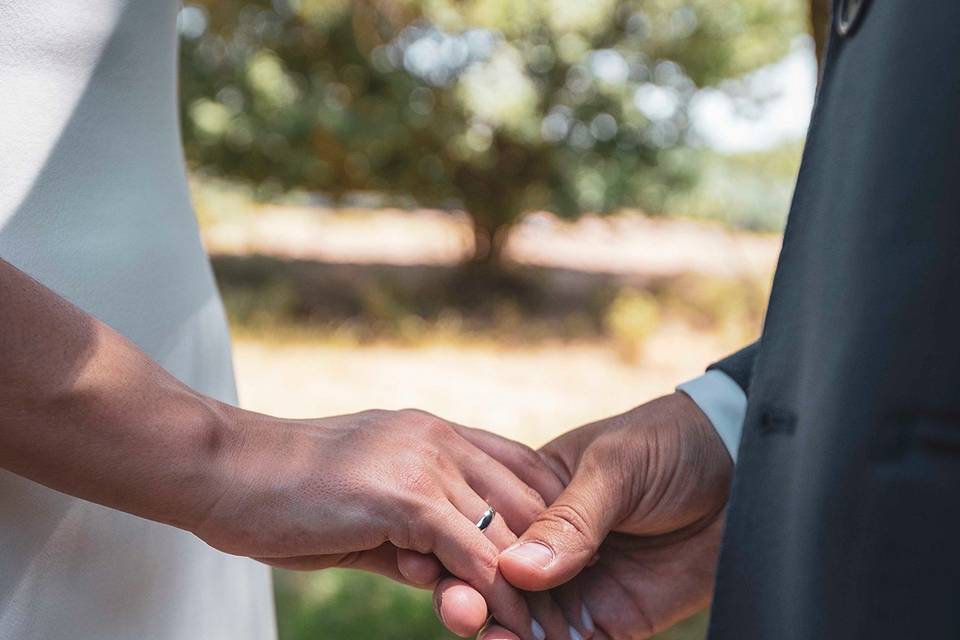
676 370 747 463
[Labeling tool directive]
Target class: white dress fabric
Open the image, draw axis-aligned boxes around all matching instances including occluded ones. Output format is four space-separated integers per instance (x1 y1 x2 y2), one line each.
0 0 276 637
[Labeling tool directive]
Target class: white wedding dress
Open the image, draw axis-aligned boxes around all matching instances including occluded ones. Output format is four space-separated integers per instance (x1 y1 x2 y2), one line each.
0 0 276 637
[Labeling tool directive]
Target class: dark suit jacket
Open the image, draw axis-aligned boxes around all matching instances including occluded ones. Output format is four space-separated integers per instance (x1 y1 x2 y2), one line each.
706 1 960 637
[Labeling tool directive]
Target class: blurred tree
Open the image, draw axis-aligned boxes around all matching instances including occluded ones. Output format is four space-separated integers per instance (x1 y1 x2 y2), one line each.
179 0 805 263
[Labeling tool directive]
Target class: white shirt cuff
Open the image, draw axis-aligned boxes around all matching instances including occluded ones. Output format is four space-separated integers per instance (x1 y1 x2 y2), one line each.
677 370 747 463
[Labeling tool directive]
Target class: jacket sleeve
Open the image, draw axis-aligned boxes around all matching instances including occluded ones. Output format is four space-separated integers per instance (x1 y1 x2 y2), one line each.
707 340 760 396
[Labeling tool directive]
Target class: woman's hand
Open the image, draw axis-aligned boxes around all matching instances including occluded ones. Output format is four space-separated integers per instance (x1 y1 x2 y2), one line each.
195 407 563 640
0 260 568 640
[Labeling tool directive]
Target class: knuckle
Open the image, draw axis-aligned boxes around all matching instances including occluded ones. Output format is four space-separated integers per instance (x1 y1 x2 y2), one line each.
402 409 453 437
474 546 500 582
364 408 393 422
424 418 455 441
401 499 441 552
541 502 597 551
398 408 444 431
505 483 548 528
586 434 621 464
520 483 547 511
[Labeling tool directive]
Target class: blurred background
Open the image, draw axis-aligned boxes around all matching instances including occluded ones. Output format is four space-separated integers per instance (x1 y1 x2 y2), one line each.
176 0 828 637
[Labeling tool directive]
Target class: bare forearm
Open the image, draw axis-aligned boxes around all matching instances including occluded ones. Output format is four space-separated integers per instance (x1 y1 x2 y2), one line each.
0 258 233 532
0 259 564 638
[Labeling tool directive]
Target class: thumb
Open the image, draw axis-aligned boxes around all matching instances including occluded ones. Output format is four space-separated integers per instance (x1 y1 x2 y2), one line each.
498 463 621 591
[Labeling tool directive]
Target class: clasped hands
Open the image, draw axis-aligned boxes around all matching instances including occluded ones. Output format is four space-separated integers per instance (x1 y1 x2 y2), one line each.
193 393 732 640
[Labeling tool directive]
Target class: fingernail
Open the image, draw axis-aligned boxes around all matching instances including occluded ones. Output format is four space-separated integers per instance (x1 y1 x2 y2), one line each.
581 604 595 632
433 591 445 626
569 625 584 640
531 619 546 640
504 542 554 569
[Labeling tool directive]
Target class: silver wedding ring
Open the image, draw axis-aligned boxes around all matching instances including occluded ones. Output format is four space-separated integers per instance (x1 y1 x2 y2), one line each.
475 506 496 532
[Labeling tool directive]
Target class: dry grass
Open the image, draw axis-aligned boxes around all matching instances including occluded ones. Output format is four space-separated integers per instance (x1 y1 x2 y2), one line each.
233 322 745 447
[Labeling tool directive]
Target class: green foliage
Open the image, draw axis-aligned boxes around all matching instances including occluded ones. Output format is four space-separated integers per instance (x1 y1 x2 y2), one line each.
274 569 710 640
179 0 806 259
274 569 456 640
669 141 804 231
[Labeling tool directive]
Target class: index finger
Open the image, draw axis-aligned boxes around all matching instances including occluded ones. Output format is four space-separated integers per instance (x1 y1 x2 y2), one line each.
452 425 565 504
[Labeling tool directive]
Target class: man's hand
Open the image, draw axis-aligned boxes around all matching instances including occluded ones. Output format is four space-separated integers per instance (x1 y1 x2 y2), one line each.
434 393 733 639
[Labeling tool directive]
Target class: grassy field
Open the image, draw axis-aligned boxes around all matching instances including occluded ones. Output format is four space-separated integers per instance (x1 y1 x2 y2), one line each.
207 202 780 640
273 569 711 640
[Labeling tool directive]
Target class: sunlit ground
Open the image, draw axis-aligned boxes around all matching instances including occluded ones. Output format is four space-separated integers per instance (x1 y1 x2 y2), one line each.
235 327 740 447
202 197 780 640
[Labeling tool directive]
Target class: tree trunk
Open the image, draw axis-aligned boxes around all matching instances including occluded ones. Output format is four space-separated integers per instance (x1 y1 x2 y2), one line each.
470 219 510 265
810 0 831 78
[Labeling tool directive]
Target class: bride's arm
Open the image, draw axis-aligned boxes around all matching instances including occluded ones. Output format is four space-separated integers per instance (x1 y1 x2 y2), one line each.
0 257 226 531
0 257 554 640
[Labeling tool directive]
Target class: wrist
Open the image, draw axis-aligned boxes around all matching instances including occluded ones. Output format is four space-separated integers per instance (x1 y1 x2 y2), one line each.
185 397 245 535
110 386 250 537
668 390 734 513
189 402 286 547
605 393 731 536
676 371 747 463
